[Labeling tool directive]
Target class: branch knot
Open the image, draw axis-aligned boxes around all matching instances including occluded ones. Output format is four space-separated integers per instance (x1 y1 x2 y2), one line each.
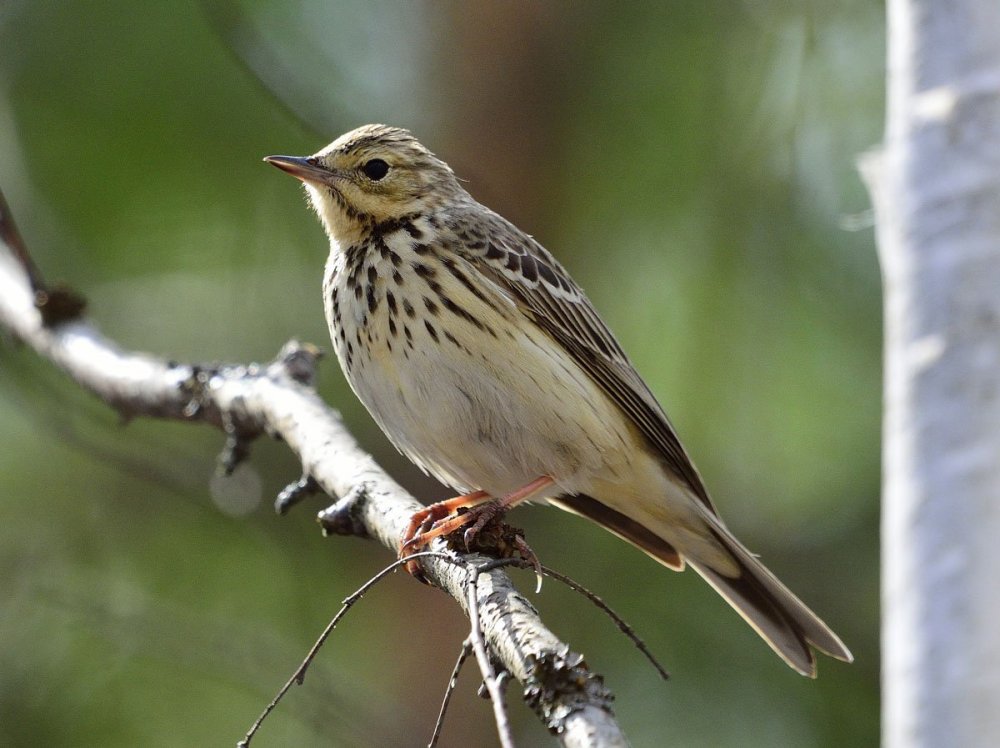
524 648 615 735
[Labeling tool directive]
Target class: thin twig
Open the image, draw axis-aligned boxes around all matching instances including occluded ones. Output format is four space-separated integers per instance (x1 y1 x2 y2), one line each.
0 188 86 325
428 637 473 748
239 551 454 747
466 564 516 748
472 558 670 681
540 565 670 681
0 188 42 292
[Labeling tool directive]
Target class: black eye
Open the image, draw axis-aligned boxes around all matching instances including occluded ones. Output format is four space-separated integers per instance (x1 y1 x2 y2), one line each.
361 158 390 181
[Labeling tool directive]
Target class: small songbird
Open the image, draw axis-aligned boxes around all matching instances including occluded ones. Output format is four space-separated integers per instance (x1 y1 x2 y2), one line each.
266 124 852 676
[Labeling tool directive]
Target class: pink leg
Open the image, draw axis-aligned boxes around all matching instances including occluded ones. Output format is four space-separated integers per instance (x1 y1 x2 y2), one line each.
401 476 554 556
399 490 490 558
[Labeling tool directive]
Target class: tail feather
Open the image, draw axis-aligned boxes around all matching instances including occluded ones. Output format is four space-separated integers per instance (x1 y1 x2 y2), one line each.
553 493 852 676
689 524 853 676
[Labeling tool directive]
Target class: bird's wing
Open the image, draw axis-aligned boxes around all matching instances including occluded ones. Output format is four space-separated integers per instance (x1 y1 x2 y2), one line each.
460 206 718 515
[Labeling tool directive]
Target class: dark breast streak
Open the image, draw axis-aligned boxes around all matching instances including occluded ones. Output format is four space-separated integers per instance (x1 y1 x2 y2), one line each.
327 217 514 381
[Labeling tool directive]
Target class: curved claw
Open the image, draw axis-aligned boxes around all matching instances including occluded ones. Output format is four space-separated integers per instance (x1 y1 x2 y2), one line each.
462 499 503 550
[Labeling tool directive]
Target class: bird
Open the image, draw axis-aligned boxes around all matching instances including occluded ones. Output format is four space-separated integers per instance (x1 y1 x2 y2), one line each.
265 124 853 676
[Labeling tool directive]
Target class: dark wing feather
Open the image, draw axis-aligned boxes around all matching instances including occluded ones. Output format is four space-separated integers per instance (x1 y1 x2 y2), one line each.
552 493 685 570
457 206 718 515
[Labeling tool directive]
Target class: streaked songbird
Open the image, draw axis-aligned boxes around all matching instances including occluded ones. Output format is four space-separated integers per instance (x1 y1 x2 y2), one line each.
266 125 852 676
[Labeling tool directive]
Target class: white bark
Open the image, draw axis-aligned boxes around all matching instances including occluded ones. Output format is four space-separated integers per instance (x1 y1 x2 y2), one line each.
862 1 1000 745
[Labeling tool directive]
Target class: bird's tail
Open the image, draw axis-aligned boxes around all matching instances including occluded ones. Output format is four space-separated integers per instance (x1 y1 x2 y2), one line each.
686 520 853 676
552 493 852 676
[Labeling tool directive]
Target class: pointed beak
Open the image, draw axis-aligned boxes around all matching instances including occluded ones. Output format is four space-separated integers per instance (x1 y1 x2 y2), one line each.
263 155 334 184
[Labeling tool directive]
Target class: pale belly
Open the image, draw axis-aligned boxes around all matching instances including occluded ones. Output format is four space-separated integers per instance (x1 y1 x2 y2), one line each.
364 320 636 497
324 243 637 500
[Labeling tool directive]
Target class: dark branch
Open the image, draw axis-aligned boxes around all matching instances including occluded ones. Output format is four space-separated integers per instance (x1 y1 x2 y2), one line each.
0 187 87 325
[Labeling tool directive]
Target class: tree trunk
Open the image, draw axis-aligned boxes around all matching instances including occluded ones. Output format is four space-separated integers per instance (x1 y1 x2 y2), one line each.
863 1 1000 745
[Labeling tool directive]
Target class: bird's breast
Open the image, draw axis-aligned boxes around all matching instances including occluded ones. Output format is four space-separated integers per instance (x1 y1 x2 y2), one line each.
321 217 635 497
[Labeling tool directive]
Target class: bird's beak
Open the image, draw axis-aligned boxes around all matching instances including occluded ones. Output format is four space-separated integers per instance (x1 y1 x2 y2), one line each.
263 155 335 184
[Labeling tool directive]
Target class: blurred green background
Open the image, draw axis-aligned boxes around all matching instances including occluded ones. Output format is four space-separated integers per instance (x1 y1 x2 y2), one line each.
0 1 881 746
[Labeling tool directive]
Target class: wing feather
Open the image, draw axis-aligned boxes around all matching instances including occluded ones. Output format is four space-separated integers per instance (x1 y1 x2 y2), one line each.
455 206 718 515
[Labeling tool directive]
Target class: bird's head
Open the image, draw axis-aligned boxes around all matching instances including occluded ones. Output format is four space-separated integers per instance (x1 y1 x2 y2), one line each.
266 124 464 245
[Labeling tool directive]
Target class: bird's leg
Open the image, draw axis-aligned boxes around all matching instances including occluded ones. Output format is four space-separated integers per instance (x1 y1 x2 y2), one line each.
399 490 490 580
400 490 490 562
460 475 554 550
400 476 554 577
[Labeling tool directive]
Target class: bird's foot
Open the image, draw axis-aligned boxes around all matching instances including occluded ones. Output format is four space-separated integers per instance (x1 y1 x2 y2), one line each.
399 476 554 581
399 490 489 579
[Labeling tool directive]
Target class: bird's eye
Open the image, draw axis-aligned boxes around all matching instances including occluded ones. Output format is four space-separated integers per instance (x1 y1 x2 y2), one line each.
361 159 390 181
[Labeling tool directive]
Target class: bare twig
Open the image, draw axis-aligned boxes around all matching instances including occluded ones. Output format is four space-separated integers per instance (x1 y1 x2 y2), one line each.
240 551 453 747
540 566 670 681
275 474 322 515
0 186 630 747
0 187 86 325
467 564 517 748
0 187 42 291
474 558 669 681
429 638 474 748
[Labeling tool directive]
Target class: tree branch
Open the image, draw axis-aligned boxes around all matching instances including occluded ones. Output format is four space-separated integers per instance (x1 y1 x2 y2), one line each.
0 188 628 747
861 2 1000 745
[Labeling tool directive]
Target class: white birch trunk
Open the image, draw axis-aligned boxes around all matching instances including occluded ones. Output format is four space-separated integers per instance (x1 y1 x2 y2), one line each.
862 1 1000 745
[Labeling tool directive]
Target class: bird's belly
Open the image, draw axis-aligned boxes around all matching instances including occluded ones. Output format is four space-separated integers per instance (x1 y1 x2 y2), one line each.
341 308 634 499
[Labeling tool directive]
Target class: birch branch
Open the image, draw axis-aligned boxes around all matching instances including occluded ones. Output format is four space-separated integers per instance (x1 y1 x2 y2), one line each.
860 2 1000 745
0 188 627 747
